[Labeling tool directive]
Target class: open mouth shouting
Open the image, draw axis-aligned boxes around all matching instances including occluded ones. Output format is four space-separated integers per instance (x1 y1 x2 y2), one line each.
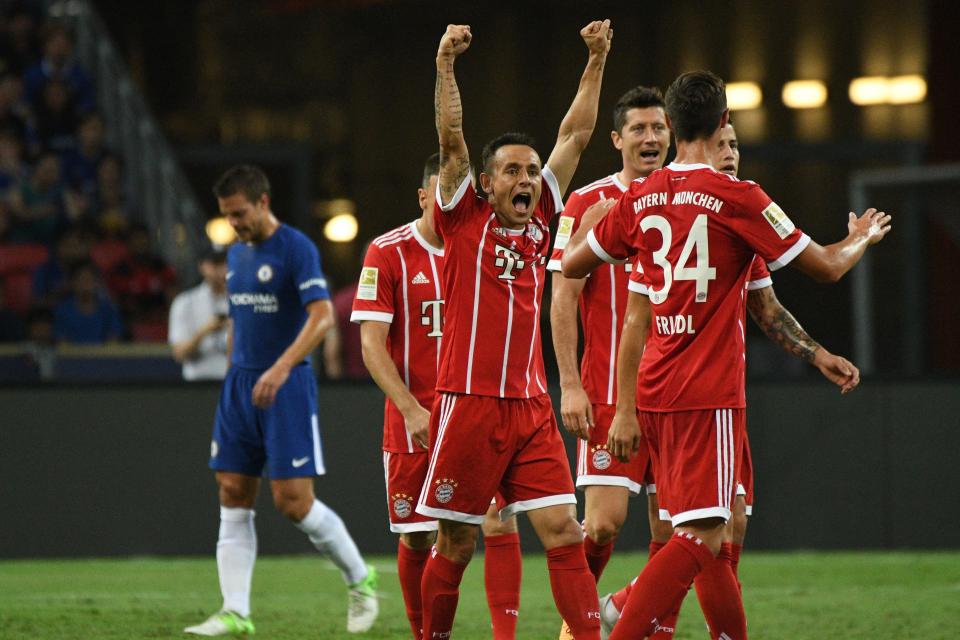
512 192 533 215
639 149 661 164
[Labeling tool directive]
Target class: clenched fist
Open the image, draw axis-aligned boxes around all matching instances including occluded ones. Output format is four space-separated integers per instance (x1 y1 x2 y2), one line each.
580 19 612 56
438 24 472 59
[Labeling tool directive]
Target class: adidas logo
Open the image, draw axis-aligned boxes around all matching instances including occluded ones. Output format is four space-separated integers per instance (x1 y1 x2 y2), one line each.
411 272 430 285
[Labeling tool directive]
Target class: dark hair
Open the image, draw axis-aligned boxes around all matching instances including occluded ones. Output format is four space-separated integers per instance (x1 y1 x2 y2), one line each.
480 132 537 175
665 71 727 142
613 86 666 132
213 164 271 204
422 152 440 189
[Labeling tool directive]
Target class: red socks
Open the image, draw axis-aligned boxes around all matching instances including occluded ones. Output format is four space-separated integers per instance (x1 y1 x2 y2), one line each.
483 533 522 640
609 532 713 640
730 542 743 591
583 536 615 583
546 542 601 640
397 542 430 639
648 539 681 639
693 542 746 640
420 548 467 640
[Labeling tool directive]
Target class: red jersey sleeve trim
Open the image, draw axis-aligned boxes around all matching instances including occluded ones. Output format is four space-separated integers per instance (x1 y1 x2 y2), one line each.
350 310 394 324
436 174 472 212
586 228 628 265
546 258 562 272
627 280 649 295
542 166 565 214
767 233 811 271
746 276 773 291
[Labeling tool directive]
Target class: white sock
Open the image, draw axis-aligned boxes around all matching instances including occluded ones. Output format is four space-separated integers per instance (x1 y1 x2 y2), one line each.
217 506 257 617
295 499 367 586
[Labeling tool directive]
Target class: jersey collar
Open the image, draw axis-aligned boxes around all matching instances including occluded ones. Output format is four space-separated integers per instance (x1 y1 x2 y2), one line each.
409 220 444 256
611 173 629 192
667 162 717 172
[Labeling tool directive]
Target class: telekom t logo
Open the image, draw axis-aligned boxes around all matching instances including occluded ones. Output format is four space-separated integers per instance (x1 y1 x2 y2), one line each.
420 299 444 338
494 244 525 280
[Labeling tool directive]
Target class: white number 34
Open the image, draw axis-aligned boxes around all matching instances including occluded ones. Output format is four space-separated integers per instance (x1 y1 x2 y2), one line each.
640 213 716 304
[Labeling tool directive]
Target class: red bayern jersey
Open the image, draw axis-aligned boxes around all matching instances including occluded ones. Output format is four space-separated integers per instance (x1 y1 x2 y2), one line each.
351 221 445 453
434 168 563 398
548 173 632 406
594 162 809 411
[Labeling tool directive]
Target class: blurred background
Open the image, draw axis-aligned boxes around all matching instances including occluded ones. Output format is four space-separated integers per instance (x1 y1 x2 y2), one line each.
1 0 958 557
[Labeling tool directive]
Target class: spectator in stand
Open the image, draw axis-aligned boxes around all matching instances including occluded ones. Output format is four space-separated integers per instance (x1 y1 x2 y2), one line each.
0 286 26 342
32 224 92 307
53 259 123 344
23 22 94 114
0 126 27 196
93 152 128 229
168 247 230 381
329 281 368 379
0 72 32 143
61 111 105 202
33 77 76 152
0 6 42 75
9 150 66 244
106 222 177 327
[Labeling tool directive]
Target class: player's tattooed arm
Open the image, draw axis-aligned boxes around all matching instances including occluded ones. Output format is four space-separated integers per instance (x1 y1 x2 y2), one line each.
746 286 820 363
545 19 612 196
747 285 861 393
435 24 472 204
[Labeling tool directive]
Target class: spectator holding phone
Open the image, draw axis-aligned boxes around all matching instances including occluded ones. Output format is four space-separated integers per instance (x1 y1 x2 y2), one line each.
168 246 229 380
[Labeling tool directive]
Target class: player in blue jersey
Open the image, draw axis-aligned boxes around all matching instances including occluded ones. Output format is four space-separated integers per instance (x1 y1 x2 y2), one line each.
185 165 379 636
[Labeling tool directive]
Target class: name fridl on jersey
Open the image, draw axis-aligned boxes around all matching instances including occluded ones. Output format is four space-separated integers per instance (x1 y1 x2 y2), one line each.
655 313 696 335
229 292 279 313
633 191 725 214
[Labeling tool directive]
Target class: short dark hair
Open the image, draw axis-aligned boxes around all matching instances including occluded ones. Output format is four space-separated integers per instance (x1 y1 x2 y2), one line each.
613 86 666 132
213 165 271 203
665 71 727 142
480 132 537 175
422 152 440 189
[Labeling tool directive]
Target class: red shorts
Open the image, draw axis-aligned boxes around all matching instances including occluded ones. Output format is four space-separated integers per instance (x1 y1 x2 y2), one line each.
735 432 754 515
641 408 745 526
576 403 654 496
383 451 438 534
416 392 576 524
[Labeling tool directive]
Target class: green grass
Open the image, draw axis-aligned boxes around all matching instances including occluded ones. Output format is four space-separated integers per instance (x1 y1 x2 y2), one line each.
1 551 959 639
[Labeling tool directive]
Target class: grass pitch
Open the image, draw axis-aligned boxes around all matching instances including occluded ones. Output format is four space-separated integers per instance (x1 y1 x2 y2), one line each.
1 551 958 639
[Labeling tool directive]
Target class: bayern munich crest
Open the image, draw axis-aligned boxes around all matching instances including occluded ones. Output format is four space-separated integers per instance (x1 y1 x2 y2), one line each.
257 264 273 283
592 447 612 471
392 493 413 519
434 478 458 504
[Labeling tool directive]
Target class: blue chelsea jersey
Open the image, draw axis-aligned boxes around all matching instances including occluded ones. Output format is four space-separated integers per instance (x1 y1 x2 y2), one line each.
227 224 330 370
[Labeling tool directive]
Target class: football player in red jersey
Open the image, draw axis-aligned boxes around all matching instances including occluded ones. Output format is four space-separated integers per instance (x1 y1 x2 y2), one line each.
415 21 611 640
352 153 522 639
548 86 673 640
563 71 889 639
594 121 863 638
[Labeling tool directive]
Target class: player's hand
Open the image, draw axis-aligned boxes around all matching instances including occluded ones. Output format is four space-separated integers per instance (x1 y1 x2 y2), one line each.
847 208 892 246
438 24 472 59
252 363 291 408
813 349 860 394
403 403 431 449
607 409 642 462
580 19 612 56
560 384 594 440
580 198 616 231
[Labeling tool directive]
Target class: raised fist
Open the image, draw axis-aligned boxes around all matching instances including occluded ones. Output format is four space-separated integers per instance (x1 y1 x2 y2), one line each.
580 19 612 56
438 24 472 58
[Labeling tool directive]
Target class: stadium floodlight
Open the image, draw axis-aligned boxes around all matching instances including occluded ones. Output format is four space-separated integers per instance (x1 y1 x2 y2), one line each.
849 76 889 105
782 80 828 109
726 82 763 110
205 217 236 246
887 74 926 104
324 213 359 243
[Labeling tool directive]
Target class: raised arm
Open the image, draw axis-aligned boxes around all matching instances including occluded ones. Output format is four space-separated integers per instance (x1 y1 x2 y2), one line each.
607 291 651 462
545 19 612 196
791 208 891 283
747 285 860 393
435 24 473 204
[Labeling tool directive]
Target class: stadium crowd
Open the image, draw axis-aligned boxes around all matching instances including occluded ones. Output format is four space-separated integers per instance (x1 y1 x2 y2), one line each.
0 4 176 346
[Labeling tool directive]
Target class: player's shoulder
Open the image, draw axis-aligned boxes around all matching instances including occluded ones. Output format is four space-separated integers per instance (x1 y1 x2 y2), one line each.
572 174 619 197
277 223 315 246
371 222 415 250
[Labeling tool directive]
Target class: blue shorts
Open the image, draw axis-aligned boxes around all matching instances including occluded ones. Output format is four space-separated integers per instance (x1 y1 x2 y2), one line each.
211 364 326 479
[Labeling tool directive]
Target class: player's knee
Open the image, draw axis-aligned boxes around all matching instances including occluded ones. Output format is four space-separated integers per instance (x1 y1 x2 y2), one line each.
400 531 436 551
541 514 585 549
677 518 725 556
731 511 748 544
218 477 256 508
649 516 673 544
437 521 479 564
583 515 621 545
481 513 518 536
271 488 311 521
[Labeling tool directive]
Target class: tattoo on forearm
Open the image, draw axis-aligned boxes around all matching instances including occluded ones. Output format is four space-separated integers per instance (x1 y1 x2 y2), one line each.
435 59 469 202
747 289 821 363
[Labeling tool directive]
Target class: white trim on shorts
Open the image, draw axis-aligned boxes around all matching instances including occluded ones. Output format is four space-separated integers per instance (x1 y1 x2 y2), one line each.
390 521 439 534
310 414 326 476
576 475 644 496
669 505 732 526
499 493 577 521
415 504 486 525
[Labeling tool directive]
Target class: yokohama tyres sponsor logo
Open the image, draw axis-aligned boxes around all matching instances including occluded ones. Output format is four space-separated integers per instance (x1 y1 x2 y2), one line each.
229 292 279 313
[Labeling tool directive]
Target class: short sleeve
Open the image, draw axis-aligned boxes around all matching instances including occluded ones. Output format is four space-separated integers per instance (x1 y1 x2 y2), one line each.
746 255 772 290
586 193 635 264
547 190 587 272
538 166 565 225
291 236 331 306
350 241 397 324
167 294 190 344
730 184 810 271
627 258 649 295
434 173 477 239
